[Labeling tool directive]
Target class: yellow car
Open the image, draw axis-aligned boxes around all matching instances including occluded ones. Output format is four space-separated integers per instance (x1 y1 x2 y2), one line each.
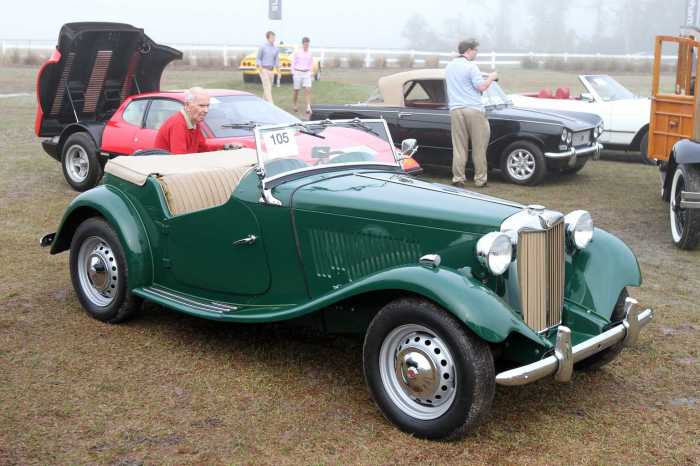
239 45 321 83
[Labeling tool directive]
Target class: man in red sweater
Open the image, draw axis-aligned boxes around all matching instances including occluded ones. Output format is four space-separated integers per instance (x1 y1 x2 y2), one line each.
154 87 210 154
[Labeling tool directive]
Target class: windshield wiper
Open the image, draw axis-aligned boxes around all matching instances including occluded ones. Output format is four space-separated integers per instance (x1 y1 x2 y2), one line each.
291 122 326 139
221 120 259 129
347 117 381 137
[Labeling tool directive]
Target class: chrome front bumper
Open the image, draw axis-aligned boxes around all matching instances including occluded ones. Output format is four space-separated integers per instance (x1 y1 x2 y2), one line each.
680 191 700 209
545 142 603 161
495 297 653 386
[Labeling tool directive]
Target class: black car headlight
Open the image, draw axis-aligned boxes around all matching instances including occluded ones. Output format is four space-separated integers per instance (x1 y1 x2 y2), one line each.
565 210 594 250
476 232 513 275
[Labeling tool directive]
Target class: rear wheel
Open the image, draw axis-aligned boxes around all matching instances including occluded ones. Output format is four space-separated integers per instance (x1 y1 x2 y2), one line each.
500 140 547 185
670 164 700 249
61 132 102 191
638 132 655 165
363 297 494 440
69 217 142 323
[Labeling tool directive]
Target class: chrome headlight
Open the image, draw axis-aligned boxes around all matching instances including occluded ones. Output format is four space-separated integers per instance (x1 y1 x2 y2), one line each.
561 129 568 142
476 232 513 275
564 210 594 250
566 131 573 145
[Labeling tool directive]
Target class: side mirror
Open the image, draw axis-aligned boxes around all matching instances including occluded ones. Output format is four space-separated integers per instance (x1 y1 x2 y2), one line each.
580 92 595 103
400 138 418 158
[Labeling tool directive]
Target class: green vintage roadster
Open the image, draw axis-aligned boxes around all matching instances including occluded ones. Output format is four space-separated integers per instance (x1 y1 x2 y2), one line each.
42 119 653 440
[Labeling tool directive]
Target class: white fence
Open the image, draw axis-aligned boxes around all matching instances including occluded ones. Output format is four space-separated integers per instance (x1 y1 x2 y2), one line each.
0 39 678 68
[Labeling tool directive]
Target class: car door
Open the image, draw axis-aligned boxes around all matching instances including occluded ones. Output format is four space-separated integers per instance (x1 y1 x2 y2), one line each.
101 99 149 155
397 79 452 166
165 197 271 295
136 98 184 151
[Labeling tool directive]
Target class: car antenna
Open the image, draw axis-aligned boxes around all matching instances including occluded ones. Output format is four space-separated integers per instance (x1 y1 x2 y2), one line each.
64 81 79 123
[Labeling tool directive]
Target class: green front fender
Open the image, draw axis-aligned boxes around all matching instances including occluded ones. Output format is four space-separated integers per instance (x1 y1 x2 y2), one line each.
566 227 642 319
232 264 544 345
50 185 153 289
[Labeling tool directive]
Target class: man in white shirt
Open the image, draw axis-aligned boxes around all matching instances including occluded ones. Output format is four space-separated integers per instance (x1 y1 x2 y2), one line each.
445 39 498 188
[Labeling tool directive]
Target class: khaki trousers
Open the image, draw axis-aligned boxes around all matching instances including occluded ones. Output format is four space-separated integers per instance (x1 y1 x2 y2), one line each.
259 68 274 103
450 107 490 185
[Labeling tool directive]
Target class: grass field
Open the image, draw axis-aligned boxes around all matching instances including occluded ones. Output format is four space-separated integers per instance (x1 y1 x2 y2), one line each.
0 65 698 465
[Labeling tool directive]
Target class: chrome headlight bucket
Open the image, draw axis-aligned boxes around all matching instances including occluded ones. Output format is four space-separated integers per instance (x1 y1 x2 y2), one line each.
564 210 594 250
476 232 513 276
561 129 569 142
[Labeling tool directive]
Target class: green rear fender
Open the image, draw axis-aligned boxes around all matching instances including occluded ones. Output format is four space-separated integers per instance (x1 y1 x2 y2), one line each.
326 265 544 345
50 186 153 289
566 227 642 319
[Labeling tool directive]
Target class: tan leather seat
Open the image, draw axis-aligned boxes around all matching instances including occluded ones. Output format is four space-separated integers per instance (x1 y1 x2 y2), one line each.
157 166 252 216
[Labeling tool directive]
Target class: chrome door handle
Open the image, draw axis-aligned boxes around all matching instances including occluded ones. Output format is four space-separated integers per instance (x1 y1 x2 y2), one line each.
398 112 413 118
233 234 257 246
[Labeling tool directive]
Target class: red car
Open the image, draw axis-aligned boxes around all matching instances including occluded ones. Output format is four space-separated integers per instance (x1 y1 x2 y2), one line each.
36 23 419 191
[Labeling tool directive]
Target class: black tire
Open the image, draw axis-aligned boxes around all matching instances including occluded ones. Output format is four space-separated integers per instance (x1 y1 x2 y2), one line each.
670 163 700 249
575 289 628 371
500 140 547 185
69 217 142 323
560 156 588 175
61 132 103 191
638 132 655 165
363 297 495 440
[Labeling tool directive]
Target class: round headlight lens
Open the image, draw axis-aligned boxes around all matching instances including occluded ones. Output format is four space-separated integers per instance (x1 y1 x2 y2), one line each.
565 210 594 250
566 132 573 145
561 129 568 142
476 232 513 275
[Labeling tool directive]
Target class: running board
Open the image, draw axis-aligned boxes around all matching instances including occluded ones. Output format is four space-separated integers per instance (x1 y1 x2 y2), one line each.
134 285 240 320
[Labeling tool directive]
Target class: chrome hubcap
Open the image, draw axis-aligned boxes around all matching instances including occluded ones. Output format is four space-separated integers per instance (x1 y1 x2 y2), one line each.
506 149 536 181
77 236 118 307
65 144 90 182
379 324 457 420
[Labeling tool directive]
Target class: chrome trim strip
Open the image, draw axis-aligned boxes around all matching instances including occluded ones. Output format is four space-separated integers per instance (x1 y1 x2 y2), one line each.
495 298 653 386
147 286 236 313
545 142 603 159
680 191 700 209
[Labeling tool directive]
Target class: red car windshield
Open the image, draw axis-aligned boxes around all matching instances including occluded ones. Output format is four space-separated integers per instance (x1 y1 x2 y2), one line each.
206 95 300 137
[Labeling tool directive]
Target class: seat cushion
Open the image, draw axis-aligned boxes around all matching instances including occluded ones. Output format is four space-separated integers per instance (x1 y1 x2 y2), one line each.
157 166 252 216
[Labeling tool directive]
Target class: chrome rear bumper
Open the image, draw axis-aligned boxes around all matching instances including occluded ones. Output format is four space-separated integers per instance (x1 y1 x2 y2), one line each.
495 297 653 386
545 142 603 160
680 191 700 209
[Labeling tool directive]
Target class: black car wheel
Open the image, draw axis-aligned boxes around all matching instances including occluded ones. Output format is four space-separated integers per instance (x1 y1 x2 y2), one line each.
638 132 655 165
69 217 142 323
500 140 547 185
61 132 103 191
575 289 628 371
363 297 494 440
670 164 700 249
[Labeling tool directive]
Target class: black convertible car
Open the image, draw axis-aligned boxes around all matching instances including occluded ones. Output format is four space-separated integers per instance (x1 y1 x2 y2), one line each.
311 69 604 185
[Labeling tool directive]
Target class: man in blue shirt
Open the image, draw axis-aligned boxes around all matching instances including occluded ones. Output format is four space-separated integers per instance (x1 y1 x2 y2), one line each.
257 31 280 103
445 39 498 188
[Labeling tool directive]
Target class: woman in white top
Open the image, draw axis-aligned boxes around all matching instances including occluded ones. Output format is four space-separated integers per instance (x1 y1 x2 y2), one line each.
292 37 314 115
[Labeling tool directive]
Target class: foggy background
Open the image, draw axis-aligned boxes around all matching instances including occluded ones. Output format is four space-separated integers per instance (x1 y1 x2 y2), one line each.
0 0 688 53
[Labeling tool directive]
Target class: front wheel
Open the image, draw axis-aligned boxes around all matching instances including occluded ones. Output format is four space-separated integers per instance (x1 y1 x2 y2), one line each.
670 164 700 249
500 140 547 185
69 217 142 323
363 297 495 440
61 132 103 191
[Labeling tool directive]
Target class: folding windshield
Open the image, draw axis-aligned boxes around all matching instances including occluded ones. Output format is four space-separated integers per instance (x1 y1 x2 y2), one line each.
482 81 512 108
582 75 635 101
253 119 400 181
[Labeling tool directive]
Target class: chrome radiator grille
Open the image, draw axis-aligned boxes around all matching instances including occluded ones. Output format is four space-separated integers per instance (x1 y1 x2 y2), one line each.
517 221 565 331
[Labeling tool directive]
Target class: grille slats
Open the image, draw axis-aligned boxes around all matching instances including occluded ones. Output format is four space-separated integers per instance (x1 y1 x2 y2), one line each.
517 221 565 331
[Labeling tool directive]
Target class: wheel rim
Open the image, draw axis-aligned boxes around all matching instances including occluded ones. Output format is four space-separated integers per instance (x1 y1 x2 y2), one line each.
65 144 90 183
506 148 536 181
670 168 687 242
76 236 119 307
378 324 457 420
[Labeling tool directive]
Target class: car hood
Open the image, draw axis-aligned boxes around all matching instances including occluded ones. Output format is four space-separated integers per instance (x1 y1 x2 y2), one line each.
491 105 600 131
289 171 522 233
36 22 182 137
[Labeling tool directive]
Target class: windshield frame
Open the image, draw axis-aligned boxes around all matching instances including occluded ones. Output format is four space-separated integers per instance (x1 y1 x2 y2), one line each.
580 75 635 102
253 118 402 187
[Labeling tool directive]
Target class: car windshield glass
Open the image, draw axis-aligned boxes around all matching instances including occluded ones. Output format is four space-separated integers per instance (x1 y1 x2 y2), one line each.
583 75 635 101
482 81 512 107
255 119 399 179
205 95 300 137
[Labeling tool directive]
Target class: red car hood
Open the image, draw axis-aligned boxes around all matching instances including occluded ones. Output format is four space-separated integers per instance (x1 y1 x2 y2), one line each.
35 22 181 137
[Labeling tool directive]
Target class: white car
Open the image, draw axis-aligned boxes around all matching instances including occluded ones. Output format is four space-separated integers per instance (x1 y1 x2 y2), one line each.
509 75 652 163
